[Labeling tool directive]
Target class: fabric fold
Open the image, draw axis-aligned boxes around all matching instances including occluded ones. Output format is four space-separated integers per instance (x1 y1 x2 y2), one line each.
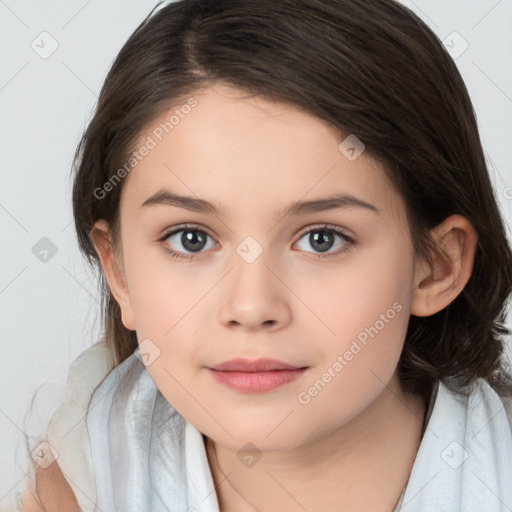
86 352 193 512
23 341 511 512
399 378 512 511
185 421 221 511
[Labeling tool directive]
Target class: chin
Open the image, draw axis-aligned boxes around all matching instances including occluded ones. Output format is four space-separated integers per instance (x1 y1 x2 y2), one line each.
199 414 311 452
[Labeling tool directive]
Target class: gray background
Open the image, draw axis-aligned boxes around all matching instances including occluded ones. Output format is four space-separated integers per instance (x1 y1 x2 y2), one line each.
1 0 511 509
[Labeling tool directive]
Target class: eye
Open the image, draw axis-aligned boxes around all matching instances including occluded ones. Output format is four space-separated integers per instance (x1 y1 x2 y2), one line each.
158 223 354 262
294 224 354 258
159 225 218 260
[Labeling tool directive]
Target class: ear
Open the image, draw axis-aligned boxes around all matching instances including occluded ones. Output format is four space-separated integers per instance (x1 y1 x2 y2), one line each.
410 214 478 317
90 220 136 330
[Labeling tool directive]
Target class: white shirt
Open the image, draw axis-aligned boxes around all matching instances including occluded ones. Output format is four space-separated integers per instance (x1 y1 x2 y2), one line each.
18 341 512 512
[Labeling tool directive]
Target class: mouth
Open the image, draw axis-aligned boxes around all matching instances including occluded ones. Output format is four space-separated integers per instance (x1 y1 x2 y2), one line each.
206 358 308 393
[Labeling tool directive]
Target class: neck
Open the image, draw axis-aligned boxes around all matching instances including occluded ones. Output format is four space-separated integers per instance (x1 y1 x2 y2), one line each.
205 373 427 512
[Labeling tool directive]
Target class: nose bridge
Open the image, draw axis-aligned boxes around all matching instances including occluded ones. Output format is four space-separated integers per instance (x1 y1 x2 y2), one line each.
217 234 291 330
233 235 274 290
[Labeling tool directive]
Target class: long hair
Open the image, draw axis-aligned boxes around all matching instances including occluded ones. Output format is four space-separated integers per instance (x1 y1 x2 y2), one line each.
71 0 512 398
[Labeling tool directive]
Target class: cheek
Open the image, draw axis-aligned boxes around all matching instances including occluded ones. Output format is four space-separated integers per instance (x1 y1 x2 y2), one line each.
293 239 413 350
122 233 206 335
121 239 213 384
294 241 414 404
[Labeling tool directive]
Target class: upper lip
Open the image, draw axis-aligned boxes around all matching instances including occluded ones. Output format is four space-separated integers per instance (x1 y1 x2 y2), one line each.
208 358 306 372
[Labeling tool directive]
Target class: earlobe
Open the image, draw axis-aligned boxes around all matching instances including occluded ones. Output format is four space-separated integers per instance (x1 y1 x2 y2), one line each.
410 215 478 317
90 220 136 330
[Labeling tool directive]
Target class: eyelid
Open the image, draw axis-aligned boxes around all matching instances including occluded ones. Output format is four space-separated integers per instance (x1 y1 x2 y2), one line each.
158 221 357 265
296 222 354 241
158 223 354 244
157 223 216 242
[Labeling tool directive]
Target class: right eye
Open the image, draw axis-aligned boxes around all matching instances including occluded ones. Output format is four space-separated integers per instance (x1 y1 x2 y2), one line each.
159 225 218 260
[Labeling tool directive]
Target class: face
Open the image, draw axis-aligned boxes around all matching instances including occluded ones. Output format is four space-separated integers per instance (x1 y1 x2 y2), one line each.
103 82 421 452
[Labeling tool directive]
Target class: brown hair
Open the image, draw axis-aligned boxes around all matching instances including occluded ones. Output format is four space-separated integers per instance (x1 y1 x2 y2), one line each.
72 0 512 398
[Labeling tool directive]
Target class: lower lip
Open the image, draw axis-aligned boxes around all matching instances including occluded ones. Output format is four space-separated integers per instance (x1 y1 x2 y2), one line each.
207 368 307 393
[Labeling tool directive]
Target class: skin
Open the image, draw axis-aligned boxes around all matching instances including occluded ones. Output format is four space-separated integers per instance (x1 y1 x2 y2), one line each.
91 82 478 511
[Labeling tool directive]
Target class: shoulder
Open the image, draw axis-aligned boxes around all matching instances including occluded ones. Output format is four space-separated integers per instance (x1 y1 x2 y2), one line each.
438 378 512 436
474 377 512 434
18 340 116 512
498 392 512 433
20 461 81 512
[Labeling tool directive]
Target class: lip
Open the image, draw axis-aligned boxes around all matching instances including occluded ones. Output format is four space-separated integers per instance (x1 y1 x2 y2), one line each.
207 358 308 393
209 357 304 372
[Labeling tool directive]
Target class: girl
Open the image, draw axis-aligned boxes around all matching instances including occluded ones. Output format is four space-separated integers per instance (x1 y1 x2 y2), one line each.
18 0 512 511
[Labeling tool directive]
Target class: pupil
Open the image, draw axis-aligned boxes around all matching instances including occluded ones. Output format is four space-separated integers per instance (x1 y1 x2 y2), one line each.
179 230 334 254
182 230 206 252
311 231 333 252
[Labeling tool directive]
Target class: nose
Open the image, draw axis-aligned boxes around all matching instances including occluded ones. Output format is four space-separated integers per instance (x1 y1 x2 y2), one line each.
218 250 292 332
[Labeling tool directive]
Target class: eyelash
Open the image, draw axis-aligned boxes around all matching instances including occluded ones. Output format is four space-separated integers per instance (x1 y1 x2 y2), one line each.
157 223 355 262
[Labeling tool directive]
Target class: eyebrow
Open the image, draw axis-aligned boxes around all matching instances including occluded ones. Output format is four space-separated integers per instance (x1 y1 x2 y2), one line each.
140 189 380 216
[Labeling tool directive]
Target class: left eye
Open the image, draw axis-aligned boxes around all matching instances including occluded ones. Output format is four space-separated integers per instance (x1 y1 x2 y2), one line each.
295 227 351 255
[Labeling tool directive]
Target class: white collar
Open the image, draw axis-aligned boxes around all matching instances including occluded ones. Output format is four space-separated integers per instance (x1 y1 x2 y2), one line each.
398 378 512 511
77 352 512 512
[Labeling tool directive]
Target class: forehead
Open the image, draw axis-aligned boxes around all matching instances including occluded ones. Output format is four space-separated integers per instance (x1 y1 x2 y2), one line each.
120 83 407 227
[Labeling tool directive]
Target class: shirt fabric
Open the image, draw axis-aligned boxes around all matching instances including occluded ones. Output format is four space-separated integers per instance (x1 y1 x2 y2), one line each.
18 341 512 512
